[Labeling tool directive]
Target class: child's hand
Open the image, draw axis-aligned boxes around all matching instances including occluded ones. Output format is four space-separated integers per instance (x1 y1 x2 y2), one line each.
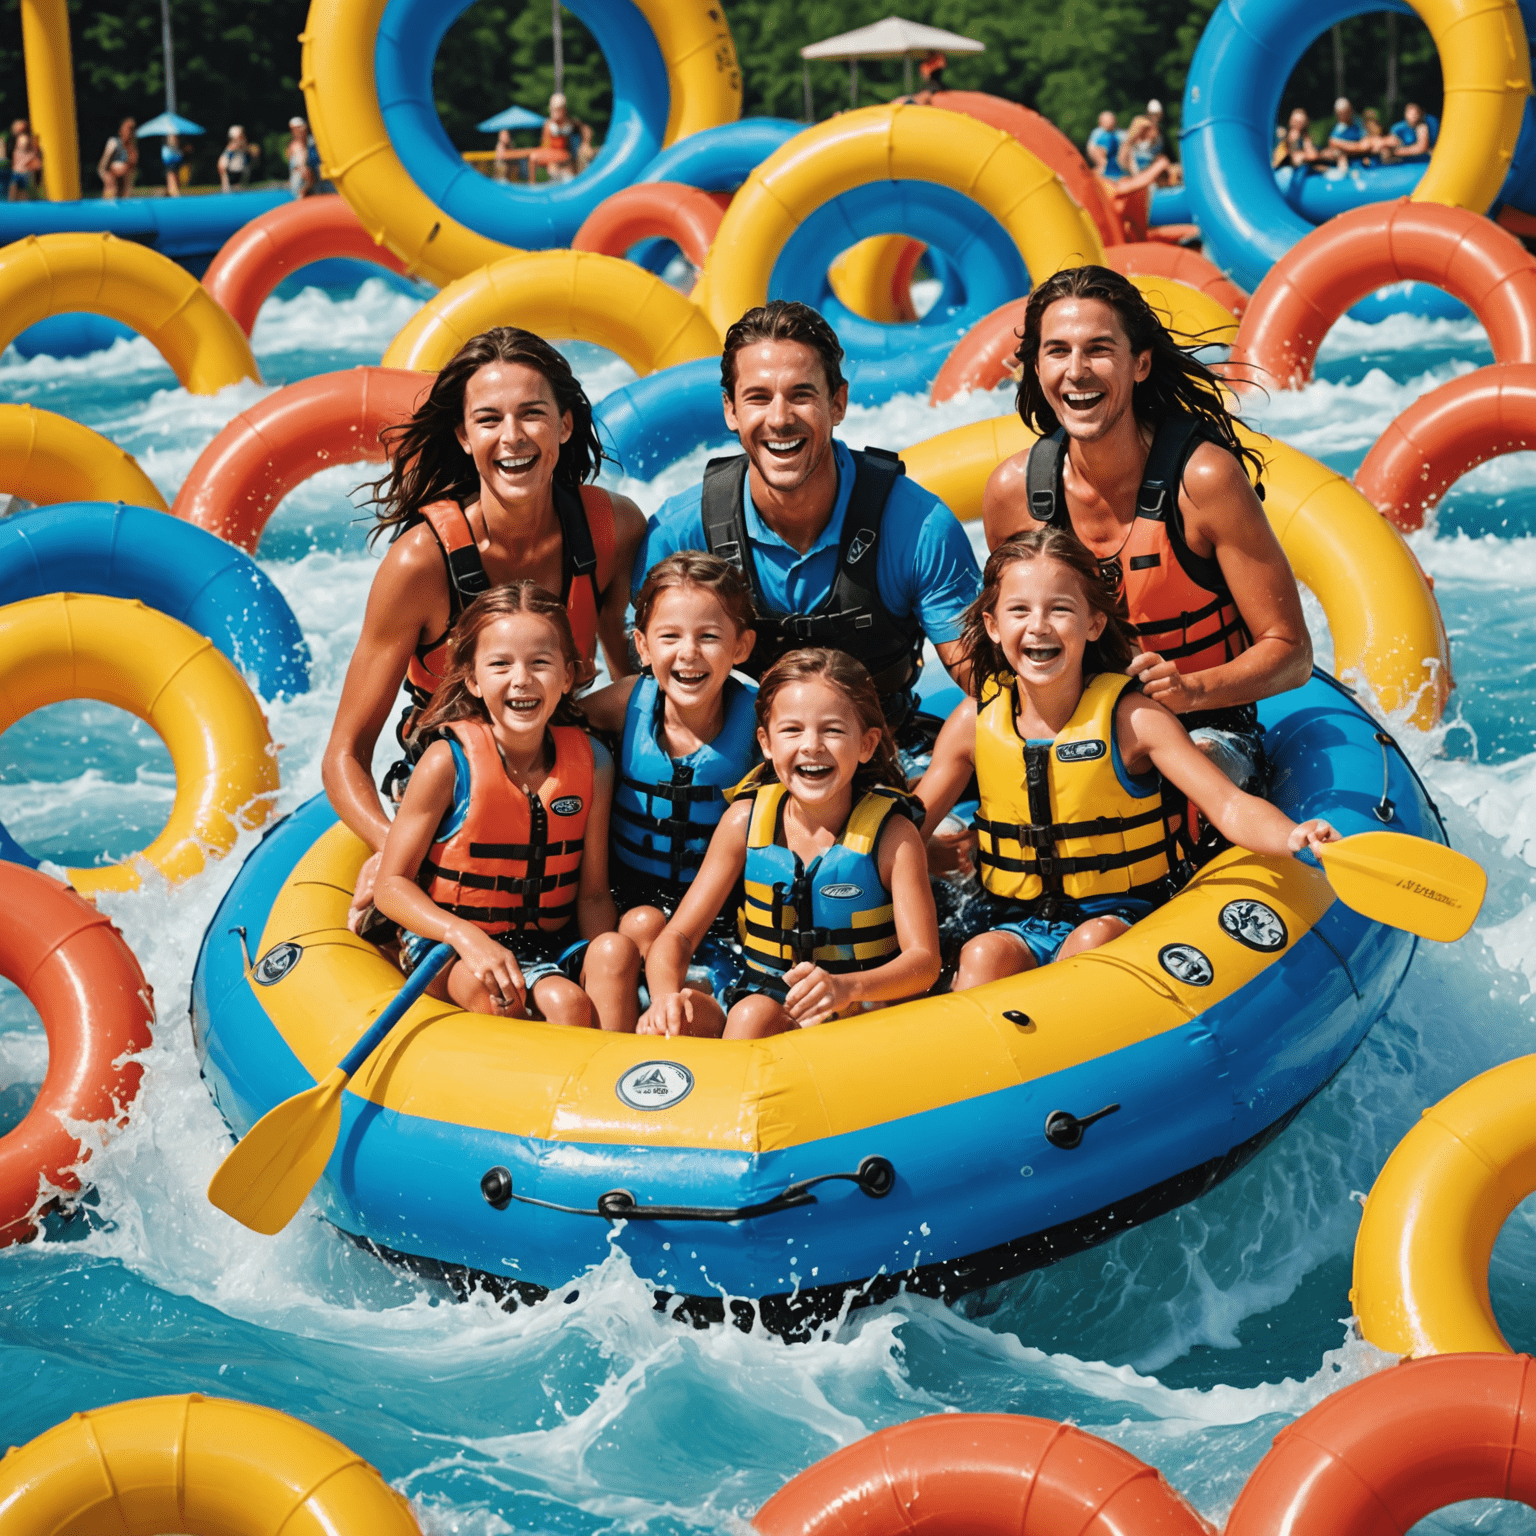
783 963 856 1027
640 989 711 1036
1130 650 1201 714
346 851 382 934
453 925 526 1015
1288 819 1340 855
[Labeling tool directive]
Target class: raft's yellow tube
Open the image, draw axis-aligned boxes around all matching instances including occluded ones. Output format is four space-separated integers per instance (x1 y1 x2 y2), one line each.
700 103 1105 340
19 0 79 202
630 0 742 147
829 236 924 323
899 414 1449 729
0 404 167 511
0 594 276 893
382 249 723 374
0 1393 421 1535
0 234 259 395
1351 1054 1536 1357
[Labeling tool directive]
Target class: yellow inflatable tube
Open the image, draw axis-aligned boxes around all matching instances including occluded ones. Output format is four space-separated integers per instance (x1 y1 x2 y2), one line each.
0 235 259 395
300 0 742 287
382 249 723 374
1351 1053 1536 1356
0 594 277 894
19 0 79 202
829 235 923 323
700 103 1106 340
1411 0 1531 213
0 404 167 511
0 1393 421 1534
899 414 1449 730
1130 275 1239 347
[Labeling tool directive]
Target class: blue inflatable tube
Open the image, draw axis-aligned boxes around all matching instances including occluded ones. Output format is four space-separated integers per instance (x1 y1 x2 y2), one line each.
640 118 803 188
192 673 1436 1330
376 0 668 251
0 502 310 700
0 187 288 260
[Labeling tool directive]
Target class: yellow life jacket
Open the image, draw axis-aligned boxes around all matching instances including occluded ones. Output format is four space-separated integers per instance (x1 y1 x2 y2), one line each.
737 779 905 1000
974 671 1180 907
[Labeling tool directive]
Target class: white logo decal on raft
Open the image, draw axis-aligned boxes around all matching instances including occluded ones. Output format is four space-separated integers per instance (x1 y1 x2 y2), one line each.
1219 899 1289 953
1159 943 1214 987
820 883 863 899
550 796 584 817
1055 739 1107 763
253 942 302 986
616 1060 695 1111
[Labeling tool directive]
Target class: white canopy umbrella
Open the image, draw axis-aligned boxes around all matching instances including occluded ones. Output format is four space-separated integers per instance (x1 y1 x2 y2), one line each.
799 17 985 111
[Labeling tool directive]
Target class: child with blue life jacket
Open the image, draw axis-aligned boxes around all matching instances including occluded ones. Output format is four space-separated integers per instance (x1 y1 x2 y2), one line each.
915 529 1339 988
581 553 760 993
373 581 641 1029
640 648 941 1039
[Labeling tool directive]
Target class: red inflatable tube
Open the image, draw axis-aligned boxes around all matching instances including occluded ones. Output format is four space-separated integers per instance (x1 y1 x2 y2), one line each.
572 181 725 270
1106 242 1248 316
929 90 1123 249
170 366 433 552
0 864 153 1246
1228 200 1536 391
1226 1353 1536 1534
202 196 413 336
752 1414 1210 1535
1356 361 1536 530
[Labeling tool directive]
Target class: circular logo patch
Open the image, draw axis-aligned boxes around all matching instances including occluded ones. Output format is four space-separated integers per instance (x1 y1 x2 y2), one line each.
550 796 584 817
253 941 302 986
616 1060 695 1111
1159 943 1214 987
819 883 863 899
1219 900 1288 953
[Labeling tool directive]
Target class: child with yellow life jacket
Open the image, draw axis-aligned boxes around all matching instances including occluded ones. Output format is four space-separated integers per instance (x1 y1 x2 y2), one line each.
373 582 641 1028
582 553 760 999
915 529 1339 987
640 649 941 1039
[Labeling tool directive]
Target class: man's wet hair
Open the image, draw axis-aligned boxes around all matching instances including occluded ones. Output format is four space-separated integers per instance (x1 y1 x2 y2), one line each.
720 300 847 400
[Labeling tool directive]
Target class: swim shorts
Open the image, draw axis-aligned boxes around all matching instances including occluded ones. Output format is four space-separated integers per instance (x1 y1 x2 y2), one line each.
986 895 1159 968
399 927 589 1000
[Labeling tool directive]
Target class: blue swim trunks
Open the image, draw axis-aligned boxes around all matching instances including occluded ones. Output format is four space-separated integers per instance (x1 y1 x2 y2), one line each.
986 894 1160 968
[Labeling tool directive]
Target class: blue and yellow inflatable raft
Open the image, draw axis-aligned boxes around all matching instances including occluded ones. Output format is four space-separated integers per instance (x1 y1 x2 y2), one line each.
193 671 1438 1332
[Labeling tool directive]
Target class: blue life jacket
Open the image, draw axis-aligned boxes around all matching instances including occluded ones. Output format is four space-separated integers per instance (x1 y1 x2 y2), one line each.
612 673 759 895
1391 116 1439 149
738 779 908 1002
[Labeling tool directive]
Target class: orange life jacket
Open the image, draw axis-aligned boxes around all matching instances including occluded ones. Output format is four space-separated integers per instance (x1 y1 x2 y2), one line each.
403 484 615 713
1026 415 1253 678
419 720 594 938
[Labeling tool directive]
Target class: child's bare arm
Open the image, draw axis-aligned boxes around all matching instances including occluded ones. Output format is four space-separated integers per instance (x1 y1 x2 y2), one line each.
645 801 751 997
581 674 639 737
913 697 978 837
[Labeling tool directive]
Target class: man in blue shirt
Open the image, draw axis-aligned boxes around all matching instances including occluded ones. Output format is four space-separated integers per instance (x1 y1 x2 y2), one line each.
634 300 980 735
1327 98 1370 162
1087 110 1123 181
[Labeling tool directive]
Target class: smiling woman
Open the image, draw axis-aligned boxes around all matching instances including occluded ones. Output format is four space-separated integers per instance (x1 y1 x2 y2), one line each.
319 326 645 921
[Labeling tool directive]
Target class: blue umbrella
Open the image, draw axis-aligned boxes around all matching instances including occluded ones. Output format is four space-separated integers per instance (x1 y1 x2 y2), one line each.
137 112 205 137
476 105 545 133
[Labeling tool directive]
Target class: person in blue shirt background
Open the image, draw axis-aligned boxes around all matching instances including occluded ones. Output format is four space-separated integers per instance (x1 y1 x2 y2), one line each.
634 300 980 746
1087 110 1123 181
1388 101 1438 160
1326 98 1370 163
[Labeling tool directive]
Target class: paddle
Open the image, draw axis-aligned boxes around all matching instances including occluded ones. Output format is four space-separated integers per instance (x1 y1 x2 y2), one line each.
1316 831 1486 943
208 941 456 1235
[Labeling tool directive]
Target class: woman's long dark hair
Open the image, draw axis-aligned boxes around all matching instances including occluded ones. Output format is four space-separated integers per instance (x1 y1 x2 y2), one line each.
960 528 1137 698
367 328 604 544
1014 264 1265 485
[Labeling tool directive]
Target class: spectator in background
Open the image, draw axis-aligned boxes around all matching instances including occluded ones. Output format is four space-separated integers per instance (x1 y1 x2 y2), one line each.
9 119 40 201
1326 98 1370 162
1142 98 1182 185
218 125 255 191
541 93 583 181
98 117 138 199
1361 107 1389 163
1274 107 1321 170
287 117 315 198
919 51 947 92
161 130 184 197
1119 115 1169 179
576 122 596 173
1087 110 1123 180
492 128 515 182
1388 101 1436 160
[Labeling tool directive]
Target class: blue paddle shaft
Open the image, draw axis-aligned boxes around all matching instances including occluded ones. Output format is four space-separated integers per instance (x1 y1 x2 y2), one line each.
336 942 456 1077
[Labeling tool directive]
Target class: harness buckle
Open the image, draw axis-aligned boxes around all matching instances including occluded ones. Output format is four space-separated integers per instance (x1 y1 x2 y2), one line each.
1028 490 1055 523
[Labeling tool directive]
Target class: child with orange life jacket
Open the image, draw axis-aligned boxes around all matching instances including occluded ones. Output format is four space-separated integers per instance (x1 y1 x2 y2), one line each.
581 553 760 998
915 529 1339 988
640 648 941 1039
373 581 641 1028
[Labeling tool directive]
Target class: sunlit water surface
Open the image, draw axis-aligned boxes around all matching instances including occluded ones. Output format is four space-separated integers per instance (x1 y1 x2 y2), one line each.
1 284 1534 1533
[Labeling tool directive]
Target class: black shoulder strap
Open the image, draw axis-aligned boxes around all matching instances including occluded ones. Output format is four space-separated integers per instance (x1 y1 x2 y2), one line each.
1025 429 1068 526
822 447 902 615
553 480 598 607
1135 414 1209 524
700 454 767 605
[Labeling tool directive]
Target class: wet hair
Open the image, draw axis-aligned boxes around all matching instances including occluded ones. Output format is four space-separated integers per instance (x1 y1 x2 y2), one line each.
720 300 847 400
1013 264 1265 484
633 550 757 640
410 582 587 743
750 647 907 798
959 528 1137 696
367 328 604 545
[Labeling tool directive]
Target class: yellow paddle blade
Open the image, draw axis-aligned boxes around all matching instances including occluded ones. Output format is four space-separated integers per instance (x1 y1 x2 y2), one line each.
1317 832 1486 943
207 1068 347 1235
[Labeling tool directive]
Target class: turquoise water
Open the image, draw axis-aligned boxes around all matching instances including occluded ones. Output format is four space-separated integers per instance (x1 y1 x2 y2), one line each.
1 287 1534 1532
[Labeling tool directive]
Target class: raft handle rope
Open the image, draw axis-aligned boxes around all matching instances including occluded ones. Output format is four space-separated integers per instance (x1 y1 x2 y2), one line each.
1044 1103 1121 1150
479 1154 897 1222
1372 732 1398 825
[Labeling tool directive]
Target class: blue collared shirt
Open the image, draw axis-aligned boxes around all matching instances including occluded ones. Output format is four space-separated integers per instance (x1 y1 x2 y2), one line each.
633 440 981 648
